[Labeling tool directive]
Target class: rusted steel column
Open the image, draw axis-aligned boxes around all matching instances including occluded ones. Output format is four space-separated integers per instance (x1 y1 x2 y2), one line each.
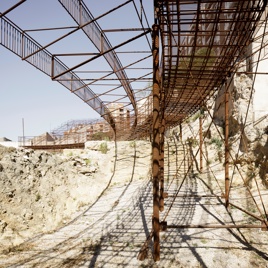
152 21 160 261
159 118 165 212
199 115 203 173
225 84 230 208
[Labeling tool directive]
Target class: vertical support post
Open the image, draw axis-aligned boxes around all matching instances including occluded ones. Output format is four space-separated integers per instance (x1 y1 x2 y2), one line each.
159 118 165 212
225 84 230 208
183 143 186 174
51 55 55 79
152 21 160 261
199 115 203 173
21 32 25 59
179 123 182 141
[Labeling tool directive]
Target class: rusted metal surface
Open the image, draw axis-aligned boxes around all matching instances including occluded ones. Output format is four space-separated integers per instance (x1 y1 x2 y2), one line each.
0 0 26 17
57 0 139 119
1 0 268 262
167 224 265 229
199 115 203 173
225 83 230 208
158 1 266 130
159 118 165 212
152 20 160 262
0 15 115 128
23 143 84 150
1 0 266 139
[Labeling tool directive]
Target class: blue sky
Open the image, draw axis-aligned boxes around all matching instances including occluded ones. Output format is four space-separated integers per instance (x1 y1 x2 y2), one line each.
0 45 99 140
0 0 153 141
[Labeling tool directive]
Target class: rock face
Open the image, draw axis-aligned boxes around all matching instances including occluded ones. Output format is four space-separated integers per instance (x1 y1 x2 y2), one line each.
171 73 268 190
230 74 268 188
230 74 259 151
0 140 151 250
0 146 100 248
215 74 267 144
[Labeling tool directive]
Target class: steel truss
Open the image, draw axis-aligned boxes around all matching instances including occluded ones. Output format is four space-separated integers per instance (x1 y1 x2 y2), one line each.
146 0 268 261
1 0 268 263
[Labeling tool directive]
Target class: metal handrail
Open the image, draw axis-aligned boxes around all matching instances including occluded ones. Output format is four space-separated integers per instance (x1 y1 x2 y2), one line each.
0 15 114 123
58 0 138 121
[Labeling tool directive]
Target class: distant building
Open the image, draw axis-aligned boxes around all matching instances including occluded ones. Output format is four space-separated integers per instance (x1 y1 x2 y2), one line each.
0 137 12 142
137 96 152 125
107 103 130 122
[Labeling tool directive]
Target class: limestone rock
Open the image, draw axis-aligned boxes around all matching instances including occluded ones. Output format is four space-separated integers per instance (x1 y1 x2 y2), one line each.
0 140 151 251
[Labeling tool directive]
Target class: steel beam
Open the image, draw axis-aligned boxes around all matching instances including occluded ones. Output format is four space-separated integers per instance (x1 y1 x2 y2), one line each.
152 21 160 262
159 118 165 212
225 83 230 208
0 0 26 17
167 224 264 229
199 115 203 173
52 30 151 80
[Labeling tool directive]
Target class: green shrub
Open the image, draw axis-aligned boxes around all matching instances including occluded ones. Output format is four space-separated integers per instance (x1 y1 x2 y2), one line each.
191 111 201 122
84 158 91 165
99 142 108 154
35 193 41 202
91 132 110 141
129 141 136 148
188 137 199 148
209 137 223 150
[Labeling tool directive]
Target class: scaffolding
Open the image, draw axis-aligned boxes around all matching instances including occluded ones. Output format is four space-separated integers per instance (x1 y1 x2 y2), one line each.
1 0 268 262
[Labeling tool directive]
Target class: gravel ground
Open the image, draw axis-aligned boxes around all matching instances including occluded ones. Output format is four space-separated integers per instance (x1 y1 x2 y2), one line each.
0 140 268 268
1 175 267 268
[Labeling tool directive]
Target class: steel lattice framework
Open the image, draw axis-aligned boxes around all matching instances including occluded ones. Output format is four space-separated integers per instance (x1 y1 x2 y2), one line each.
1 1 266 139
159 1 265 127
1 0 268 262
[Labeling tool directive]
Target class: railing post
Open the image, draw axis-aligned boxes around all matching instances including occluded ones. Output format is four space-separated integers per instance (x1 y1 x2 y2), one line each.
21 31 24 59
51 55 55 78
152 19 160 261
225 83 230 208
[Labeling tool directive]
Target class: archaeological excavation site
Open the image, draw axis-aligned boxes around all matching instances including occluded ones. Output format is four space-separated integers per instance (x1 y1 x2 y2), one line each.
0 1 268 267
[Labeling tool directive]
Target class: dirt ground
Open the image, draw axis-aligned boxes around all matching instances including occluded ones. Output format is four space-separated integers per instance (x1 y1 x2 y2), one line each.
0 140 268 268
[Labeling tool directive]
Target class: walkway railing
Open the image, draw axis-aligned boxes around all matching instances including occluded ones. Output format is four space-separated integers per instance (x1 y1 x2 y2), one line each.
59 0 137 120
0 15 113 123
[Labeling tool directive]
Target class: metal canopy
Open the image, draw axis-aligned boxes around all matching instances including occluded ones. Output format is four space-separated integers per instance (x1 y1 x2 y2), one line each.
0 0 266 139
158 0 266 128
0 0 268 263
